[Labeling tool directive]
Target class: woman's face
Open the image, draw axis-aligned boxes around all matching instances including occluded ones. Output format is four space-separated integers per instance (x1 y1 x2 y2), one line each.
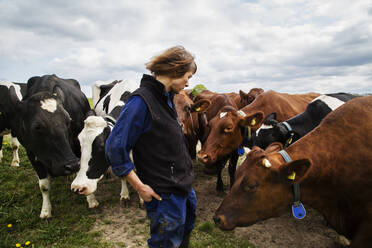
170 71 194 93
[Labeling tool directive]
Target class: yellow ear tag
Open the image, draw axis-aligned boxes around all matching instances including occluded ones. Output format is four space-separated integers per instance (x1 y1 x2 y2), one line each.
53 93 57 96
287 137 293 144
250 118 256 126
287 172 296 180
195 107 201 112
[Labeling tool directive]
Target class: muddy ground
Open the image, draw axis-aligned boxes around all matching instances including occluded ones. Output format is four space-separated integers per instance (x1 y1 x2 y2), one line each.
90 158 344 248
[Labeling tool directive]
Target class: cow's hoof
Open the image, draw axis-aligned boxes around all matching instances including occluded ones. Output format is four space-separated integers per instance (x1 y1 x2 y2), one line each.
40 212 52 219
120 197 130 207
88 200 99 209
11 161 20 167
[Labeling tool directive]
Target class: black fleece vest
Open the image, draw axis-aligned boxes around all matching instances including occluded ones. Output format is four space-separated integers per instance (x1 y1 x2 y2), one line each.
131 74 194 196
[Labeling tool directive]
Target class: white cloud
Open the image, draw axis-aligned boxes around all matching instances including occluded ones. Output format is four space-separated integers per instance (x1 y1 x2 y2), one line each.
0 0 371 97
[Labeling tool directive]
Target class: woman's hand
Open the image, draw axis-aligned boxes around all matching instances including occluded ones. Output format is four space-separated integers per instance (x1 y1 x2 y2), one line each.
126 170 161 202
137 184 162 202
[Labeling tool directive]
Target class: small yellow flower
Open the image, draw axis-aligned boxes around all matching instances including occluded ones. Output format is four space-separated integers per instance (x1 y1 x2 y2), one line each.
25 241 31 246
7 224 12 228
16 244 21 247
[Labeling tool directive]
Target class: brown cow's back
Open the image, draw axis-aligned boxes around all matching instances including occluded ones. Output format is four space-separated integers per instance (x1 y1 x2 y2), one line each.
242 90 320 121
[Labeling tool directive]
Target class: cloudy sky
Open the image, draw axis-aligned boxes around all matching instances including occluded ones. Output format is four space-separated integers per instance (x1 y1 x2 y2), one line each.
1 0 372 97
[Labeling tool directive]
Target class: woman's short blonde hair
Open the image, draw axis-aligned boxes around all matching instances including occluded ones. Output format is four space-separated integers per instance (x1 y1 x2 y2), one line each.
146 46 197 78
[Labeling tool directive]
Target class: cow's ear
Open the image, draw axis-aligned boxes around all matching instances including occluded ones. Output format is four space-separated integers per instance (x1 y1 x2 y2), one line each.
7 86 23 114
190 99 211 113
52 85 66 104
278 159 311 183
240 111 264 130
265 142 283 153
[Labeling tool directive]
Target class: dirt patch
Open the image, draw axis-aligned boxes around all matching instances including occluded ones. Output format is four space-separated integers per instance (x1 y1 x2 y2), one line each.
90 161 343 248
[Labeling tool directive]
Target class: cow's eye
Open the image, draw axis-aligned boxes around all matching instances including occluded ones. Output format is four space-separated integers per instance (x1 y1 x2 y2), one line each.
242 180 259 192
32 123 44 133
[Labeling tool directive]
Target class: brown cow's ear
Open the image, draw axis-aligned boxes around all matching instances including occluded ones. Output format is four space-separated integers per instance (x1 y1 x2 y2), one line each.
190 99 211 113
265 142 283 153
278 159 311 183
240 111 264 130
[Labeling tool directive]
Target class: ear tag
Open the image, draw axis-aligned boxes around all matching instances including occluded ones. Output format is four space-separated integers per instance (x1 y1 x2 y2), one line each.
220 112 227 119
237 110 246 117
250 118 256 126
292 201 306 219
287 172 296 180
53 93 57 96
287 137 293 144
195 107 201 112
238 146 245 156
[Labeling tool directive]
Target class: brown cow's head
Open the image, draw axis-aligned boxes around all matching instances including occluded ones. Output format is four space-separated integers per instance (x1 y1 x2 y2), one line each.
197 109 264 165
214 144 311 230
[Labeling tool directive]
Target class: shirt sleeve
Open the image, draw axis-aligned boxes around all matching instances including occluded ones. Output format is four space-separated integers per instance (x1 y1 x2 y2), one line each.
105 95 151 177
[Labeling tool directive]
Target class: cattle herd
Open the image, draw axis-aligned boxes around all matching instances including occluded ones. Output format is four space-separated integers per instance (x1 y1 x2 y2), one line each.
0 74 371 247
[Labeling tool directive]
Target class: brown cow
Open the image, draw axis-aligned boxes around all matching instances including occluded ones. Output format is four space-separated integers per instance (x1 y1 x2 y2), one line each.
214 96 372 247
198 90 320 165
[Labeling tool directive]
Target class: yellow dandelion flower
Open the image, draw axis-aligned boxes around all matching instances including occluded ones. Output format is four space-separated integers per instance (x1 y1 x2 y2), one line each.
7 224 12 228
16 243 21 247
25 241 31 246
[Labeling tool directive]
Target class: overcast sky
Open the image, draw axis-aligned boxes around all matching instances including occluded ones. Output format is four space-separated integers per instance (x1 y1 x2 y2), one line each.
1 0 372 97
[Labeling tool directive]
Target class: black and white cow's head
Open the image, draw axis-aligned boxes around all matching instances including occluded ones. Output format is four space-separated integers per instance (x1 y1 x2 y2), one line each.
9 87 79 176
252 113 290 149
71 111 112 195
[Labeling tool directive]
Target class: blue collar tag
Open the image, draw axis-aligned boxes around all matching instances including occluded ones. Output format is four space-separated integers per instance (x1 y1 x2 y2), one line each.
238 147 245 156
292 201 306 219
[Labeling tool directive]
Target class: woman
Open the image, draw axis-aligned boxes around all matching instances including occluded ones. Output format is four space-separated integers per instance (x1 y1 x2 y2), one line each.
105 46 197 248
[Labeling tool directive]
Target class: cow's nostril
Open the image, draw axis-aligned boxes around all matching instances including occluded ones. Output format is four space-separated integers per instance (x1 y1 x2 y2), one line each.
213 215 221 225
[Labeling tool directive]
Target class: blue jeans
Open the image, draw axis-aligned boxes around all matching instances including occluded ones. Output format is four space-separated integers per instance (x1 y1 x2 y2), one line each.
144 189 197 248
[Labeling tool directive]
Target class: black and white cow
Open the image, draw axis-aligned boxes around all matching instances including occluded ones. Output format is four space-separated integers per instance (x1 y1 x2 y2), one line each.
71 80 139 208
7 74 90 218
0 82 27 166
252 93 358 149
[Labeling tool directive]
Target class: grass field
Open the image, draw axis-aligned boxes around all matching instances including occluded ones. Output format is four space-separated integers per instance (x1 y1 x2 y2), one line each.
0 136 254 248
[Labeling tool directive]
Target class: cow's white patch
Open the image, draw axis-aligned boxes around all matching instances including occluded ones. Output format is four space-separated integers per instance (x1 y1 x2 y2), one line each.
312 95 345 111
72 116 108 195
40 98 57 113
220 112 227 119
237 110 246 117
93 79 137 116
39 176 52 218
0 81 23 100
256 124 273 136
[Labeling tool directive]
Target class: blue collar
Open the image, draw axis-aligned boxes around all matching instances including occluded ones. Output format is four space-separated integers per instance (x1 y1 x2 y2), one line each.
278 150 307 220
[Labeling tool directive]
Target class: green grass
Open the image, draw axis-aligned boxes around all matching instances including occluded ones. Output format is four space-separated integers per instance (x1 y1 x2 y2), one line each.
191 221 254 248
0 142 110 248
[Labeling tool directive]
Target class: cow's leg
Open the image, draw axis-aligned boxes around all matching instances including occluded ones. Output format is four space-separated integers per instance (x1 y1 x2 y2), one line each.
38 176 52 219
138 195 144 208
86 194 99 208
216 168 224 192
27 151 52 218
0 135 3 163
10 136 20 167
120 177 130 206
227 150 239 189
